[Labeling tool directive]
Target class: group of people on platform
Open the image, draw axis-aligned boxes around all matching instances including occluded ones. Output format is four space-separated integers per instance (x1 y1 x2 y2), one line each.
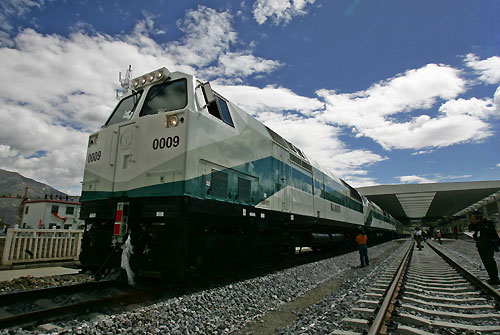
353 213 499 285
468 210 500 285
412 211 500 285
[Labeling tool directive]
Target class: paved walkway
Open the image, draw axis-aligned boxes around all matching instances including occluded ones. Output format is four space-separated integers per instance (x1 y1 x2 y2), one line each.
0 267 79 282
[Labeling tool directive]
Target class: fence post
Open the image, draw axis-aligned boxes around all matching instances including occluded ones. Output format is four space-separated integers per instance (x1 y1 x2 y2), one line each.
2 229 15 266
74 230 83 260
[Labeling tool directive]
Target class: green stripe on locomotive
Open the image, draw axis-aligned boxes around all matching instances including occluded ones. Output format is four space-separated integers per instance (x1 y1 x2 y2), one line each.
82 154 364 214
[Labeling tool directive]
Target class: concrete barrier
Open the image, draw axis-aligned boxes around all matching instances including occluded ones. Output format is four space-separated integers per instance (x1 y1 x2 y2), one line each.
1 228 83 266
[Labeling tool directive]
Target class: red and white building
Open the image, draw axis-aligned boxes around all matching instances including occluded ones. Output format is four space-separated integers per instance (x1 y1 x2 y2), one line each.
21 199 84 229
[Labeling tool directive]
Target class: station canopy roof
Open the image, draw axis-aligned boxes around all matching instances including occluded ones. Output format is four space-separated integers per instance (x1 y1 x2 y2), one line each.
357 180 500 225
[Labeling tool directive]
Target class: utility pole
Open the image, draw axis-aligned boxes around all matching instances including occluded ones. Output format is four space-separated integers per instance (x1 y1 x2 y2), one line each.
18 187 29 227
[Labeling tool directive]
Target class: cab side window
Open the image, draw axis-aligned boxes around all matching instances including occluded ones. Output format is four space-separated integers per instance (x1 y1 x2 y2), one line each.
106 91 142 126
207 96 234 127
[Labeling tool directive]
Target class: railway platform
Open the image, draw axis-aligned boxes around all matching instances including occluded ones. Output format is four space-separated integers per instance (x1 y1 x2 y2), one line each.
0 266 79 282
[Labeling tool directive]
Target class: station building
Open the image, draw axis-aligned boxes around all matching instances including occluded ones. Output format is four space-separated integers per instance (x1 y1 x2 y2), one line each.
21 199 84 229
358 180 500 236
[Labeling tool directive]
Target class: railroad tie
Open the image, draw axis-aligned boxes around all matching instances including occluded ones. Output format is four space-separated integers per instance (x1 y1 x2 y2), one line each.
0 308 13 319
393 313 500 333
330 329 363 335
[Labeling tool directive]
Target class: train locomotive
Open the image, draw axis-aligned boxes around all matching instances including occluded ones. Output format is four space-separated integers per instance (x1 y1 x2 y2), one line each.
79 66 398 280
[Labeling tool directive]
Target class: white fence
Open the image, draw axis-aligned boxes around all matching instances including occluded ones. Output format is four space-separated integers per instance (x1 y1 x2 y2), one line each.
1 228 84 266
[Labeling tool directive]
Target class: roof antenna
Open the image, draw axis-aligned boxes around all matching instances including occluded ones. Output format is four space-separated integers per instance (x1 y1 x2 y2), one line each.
116 65 132 100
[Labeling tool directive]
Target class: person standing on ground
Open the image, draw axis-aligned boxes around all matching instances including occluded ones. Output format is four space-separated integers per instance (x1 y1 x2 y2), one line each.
436 230 442 245
355 228 369 267
415 227 423 250
468 210 500 285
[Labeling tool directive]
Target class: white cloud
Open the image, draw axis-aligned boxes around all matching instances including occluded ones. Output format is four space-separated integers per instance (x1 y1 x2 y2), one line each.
253 0 316 25
0 0 45 33
132 12 166 36
465 54 500 85
217 84 323 115
444 174 472 180
163 6 282 81
398 174 473 185
0 7 283 194
398 175 437 184
318 64 465 124
165 6 237 69
317 63 498 150
494 86 500 112
210 52 283 81
359 114 492 150
438 97 497 119
411 149 434 156
0 144 19 159
0 99 90 194
497 163 500 168
342 177 379 188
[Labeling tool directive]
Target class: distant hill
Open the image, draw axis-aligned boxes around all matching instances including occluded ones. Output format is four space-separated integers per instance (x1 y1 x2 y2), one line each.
0 169 76 226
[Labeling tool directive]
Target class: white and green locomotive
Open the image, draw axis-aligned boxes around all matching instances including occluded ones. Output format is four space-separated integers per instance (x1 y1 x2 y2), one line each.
79 67 398 278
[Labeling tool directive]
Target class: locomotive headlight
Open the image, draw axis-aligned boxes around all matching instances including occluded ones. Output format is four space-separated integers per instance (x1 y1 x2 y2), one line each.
88 134 98 147
148 73 155 82
156 70 163 79
168 115 179 128
132 79 139 88
141 75 147 85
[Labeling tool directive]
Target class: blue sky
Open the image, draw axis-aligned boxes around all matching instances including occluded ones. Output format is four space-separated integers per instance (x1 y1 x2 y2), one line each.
0 0 499 195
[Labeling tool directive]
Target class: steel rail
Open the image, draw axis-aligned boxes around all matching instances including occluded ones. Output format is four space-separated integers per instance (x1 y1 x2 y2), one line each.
0 280 148 329
426 241 500 302
367 241 414 335
0 280 130 305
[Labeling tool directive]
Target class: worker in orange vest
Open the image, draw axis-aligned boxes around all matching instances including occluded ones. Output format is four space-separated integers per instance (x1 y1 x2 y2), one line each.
355 228 369 267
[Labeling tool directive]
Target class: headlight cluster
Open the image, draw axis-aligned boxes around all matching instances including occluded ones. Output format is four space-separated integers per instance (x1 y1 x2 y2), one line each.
165 115 181 128
88 134 98 147
132 67 169 90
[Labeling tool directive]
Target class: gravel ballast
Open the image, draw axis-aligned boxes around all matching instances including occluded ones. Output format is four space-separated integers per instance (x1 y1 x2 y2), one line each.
276 240 410 334
430 237 500 281
5 238 493 335
1 240 406 335
0 274 94 294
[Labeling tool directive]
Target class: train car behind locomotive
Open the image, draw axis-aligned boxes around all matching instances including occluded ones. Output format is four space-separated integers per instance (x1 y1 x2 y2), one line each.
79 66 398 280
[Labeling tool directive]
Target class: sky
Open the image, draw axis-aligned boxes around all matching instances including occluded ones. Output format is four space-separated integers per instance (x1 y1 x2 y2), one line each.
0 0 499 195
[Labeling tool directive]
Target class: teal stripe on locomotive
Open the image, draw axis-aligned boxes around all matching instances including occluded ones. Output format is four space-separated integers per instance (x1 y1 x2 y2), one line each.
373 211 393 225
80 180 185 202
81 155 364 214
364 211 374 227
364 210 395 228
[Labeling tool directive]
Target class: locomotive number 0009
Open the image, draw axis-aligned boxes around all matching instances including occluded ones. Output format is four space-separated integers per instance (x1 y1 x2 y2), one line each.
153 136 180 150
88 151 101 163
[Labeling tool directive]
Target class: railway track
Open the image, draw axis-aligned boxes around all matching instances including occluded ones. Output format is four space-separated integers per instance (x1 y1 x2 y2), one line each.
334 240 500 334
0 244 368 331
0 280 150 330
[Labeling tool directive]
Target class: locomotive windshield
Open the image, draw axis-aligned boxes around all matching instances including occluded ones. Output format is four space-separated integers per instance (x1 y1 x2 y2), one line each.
140 78 187 116
106 91 143 126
